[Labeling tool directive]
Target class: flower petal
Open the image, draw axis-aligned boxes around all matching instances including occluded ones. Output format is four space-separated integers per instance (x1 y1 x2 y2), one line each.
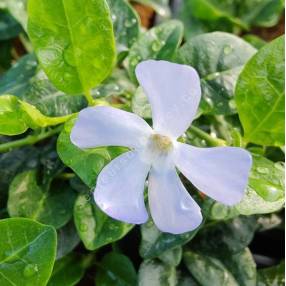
174 143 252 205
94 150 150 224
148 165 202 234
71 106 153 149
135 60 201 138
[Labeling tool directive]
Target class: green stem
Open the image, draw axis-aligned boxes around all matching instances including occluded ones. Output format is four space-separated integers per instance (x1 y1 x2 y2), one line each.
188 126 226 147
84 90 95 106
0 126 62 154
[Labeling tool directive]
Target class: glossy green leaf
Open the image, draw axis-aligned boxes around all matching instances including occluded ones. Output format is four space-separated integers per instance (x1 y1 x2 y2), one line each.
184 251 239 286
248 154 284 202
8 170 76 229
0 95 73 135
127 20 183 82
257 261 285 286
220 248 257 286
192 216 257 255
178 32 256 115
0 95 28 135
210 154 285 217
0 10 22 40
236 187 285 215
0 53 37 96
138 259 176 286
140 219 200 259
0 145 40 208
184 248 257 286
243 34 266 49
73 193 133 250
107 0 140 53
57 118 110 188
47 254 85 286
238 0 285 28
132 86 152 119
95 252 137 286
158 247 182 267
27 0 116 94
22 70 86 117
0 218 56 286
6 0 28 30
92 68 136 99
56 221 80 260
235 36 285 146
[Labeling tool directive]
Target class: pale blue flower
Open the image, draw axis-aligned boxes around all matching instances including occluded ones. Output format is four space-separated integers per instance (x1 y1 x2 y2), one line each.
71 60 252 234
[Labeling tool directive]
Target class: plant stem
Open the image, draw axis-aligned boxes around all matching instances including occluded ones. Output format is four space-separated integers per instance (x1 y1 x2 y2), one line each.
188 126 226 147
84 90 95 106
0 126 62 154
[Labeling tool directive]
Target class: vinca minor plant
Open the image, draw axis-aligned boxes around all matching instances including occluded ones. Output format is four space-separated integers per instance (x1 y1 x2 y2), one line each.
0 0 284 285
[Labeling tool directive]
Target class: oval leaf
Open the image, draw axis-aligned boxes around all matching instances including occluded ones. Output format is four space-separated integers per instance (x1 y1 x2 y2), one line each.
178 32 256 115
27 0 116 94
235 35 285 146
127 20 183 82
8 170 76 229
73 193 133 250
0 218 56 286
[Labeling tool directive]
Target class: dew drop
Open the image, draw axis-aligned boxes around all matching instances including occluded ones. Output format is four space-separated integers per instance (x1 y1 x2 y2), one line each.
151 40 163 52
23 264 38 278
223 44 233 55
124 18 136 28
256 167 269 174
228 99 236 109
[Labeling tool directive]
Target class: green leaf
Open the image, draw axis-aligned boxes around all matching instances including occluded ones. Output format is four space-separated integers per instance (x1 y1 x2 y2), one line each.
0 218 56 286
192 216 257 255
238 0 284 28
0 10 22 40
127 20 184 82
177 32 256 115
132 86 152 119
236 187 285 216
257 261 285 286
0 53 37 96
235 36 285 146
22 70 86 117
57 118 110 188
47 254 85 286
139 219 200 259
0 95 73 135
248 154 284 202
138 259 176 286
184 251 239 286
0 145 40 208
243 34 266 49
27 0 116 94
96 252 137 286
0 95 28 135
6 0 28 30
107 0 140 53
8 170 76 229
73 193 133 250
223 248 257 286
56 220 80 260
158 247 182 267
210 154 285 217
185 0 247 28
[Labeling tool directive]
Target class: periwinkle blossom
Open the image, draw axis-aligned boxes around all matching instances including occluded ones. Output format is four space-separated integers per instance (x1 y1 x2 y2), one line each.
71 60 252 234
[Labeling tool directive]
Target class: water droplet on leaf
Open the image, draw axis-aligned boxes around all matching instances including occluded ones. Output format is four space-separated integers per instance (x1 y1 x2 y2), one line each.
23 264 38 278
